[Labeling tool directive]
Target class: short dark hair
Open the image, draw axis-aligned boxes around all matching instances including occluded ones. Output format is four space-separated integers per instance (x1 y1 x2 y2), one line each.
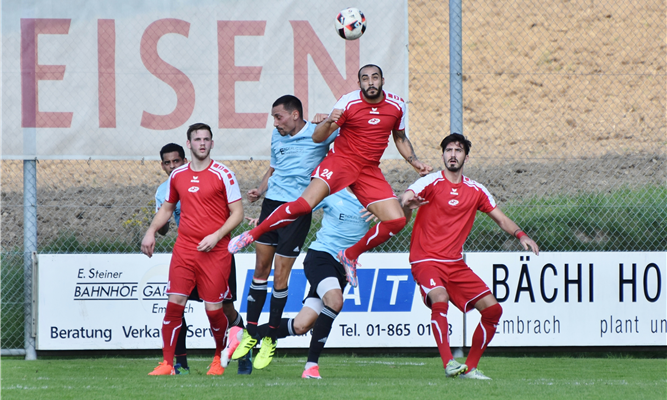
272 95 303 119
187 122 212 141
358 64 383 81
159 143 185 161
440 133 472 155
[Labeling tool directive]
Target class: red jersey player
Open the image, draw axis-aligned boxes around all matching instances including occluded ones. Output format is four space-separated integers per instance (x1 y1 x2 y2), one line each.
141 123 244 376
229 64 432 287
400 133 539 380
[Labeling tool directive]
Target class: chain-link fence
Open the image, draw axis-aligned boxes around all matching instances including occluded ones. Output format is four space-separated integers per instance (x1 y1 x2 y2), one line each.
2 0 665 352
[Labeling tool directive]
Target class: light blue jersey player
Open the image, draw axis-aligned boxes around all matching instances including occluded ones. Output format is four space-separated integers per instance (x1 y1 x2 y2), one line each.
266 120 337 202
233 95 338 370
254 188 372 379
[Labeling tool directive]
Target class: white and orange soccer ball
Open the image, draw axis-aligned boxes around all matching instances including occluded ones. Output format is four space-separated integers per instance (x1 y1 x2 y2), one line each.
334 7 367 40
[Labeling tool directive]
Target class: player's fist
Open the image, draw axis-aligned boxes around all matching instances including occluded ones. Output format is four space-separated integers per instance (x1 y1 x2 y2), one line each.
311 113 329 124
247 188 262 203
328 108 344 124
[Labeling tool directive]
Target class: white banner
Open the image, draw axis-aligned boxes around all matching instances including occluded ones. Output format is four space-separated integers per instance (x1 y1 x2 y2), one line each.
36 253 460 350
465 252 667 346
2 0 408 160
36 252 667 350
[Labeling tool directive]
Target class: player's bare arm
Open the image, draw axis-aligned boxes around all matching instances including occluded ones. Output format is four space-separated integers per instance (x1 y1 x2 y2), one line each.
312 109 343 143
248 166 274 203
392 129 432 176
141 201 176 258
487 207 540 255
197 200 244 252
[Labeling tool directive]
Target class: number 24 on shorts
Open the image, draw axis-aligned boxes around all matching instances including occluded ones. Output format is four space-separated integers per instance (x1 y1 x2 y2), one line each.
320 168 333 180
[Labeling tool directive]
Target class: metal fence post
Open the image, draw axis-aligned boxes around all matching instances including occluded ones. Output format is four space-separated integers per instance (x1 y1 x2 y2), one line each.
449 0 463 134
23 159 37 360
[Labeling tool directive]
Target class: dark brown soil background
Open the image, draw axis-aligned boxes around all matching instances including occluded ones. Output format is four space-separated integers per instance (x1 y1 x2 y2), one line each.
2 0 665 250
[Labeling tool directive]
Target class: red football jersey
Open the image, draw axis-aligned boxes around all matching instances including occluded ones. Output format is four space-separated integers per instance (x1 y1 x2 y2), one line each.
165 160 242 251
408 171 496 263
332 90 406 163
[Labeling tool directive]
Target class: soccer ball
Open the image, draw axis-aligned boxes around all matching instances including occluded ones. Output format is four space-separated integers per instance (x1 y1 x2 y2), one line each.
335 8 367 40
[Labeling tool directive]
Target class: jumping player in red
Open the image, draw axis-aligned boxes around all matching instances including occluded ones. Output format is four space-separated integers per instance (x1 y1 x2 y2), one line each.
141 123 244 376
400 133 539 380
229 64 431 286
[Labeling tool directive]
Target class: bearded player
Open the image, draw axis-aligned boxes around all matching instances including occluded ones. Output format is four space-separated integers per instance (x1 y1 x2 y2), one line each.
400 133 539 380
229 64 431 289
142 123 244 376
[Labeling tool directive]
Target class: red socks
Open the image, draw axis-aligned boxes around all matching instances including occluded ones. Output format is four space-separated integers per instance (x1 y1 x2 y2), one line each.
430 302 454 367
206 307 229 356
162 302 185 365
345 216 406 260
466 303 502 369
249 197 311 239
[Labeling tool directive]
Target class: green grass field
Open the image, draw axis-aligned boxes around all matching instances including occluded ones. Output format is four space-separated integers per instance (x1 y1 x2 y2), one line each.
2 354 666 399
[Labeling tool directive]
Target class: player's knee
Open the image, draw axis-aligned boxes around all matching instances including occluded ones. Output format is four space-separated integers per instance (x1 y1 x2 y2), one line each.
293 319 314 335
323 292 343 313
481 303 502 324
427 287 449 304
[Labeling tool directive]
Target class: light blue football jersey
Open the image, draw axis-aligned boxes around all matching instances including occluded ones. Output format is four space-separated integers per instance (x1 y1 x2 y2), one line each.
266 121 337 202
310 190 369 258
155 180 181 227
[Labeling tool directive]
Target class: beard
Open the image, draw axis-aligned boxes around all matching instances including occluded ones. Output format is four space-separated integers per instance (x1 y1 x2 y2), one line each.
445 158 465 172
361 84 383 100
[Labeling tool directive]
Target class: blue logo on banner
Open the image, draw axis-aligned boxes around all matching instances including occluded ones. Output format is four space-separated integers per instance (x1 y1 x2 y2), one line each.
240 268 416 313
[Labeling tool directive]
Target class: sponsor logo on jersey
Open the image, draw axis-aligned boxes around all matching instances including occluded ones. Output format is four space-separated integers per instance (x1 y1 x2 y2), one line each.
450 188 458 195
188 186 199 193
448 199 459 206
191 176 199 183
368 118 381 125
370 107 379 115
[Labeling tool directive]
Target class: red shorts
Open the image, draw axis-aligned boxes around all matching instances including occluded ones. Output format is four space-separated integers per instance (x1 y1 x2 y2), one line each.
168 247 232 303
411 260 490 313
311 151 395 208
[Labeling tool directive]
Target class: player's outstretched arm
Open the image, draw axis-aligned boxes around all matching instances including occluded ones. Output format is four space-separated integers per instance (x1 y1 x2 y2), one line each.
141 202 176 257
392 129 432 176
248 166 274 203
487 207 540 255
312 109 343 143
399 190 429 210
197 200 244 252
